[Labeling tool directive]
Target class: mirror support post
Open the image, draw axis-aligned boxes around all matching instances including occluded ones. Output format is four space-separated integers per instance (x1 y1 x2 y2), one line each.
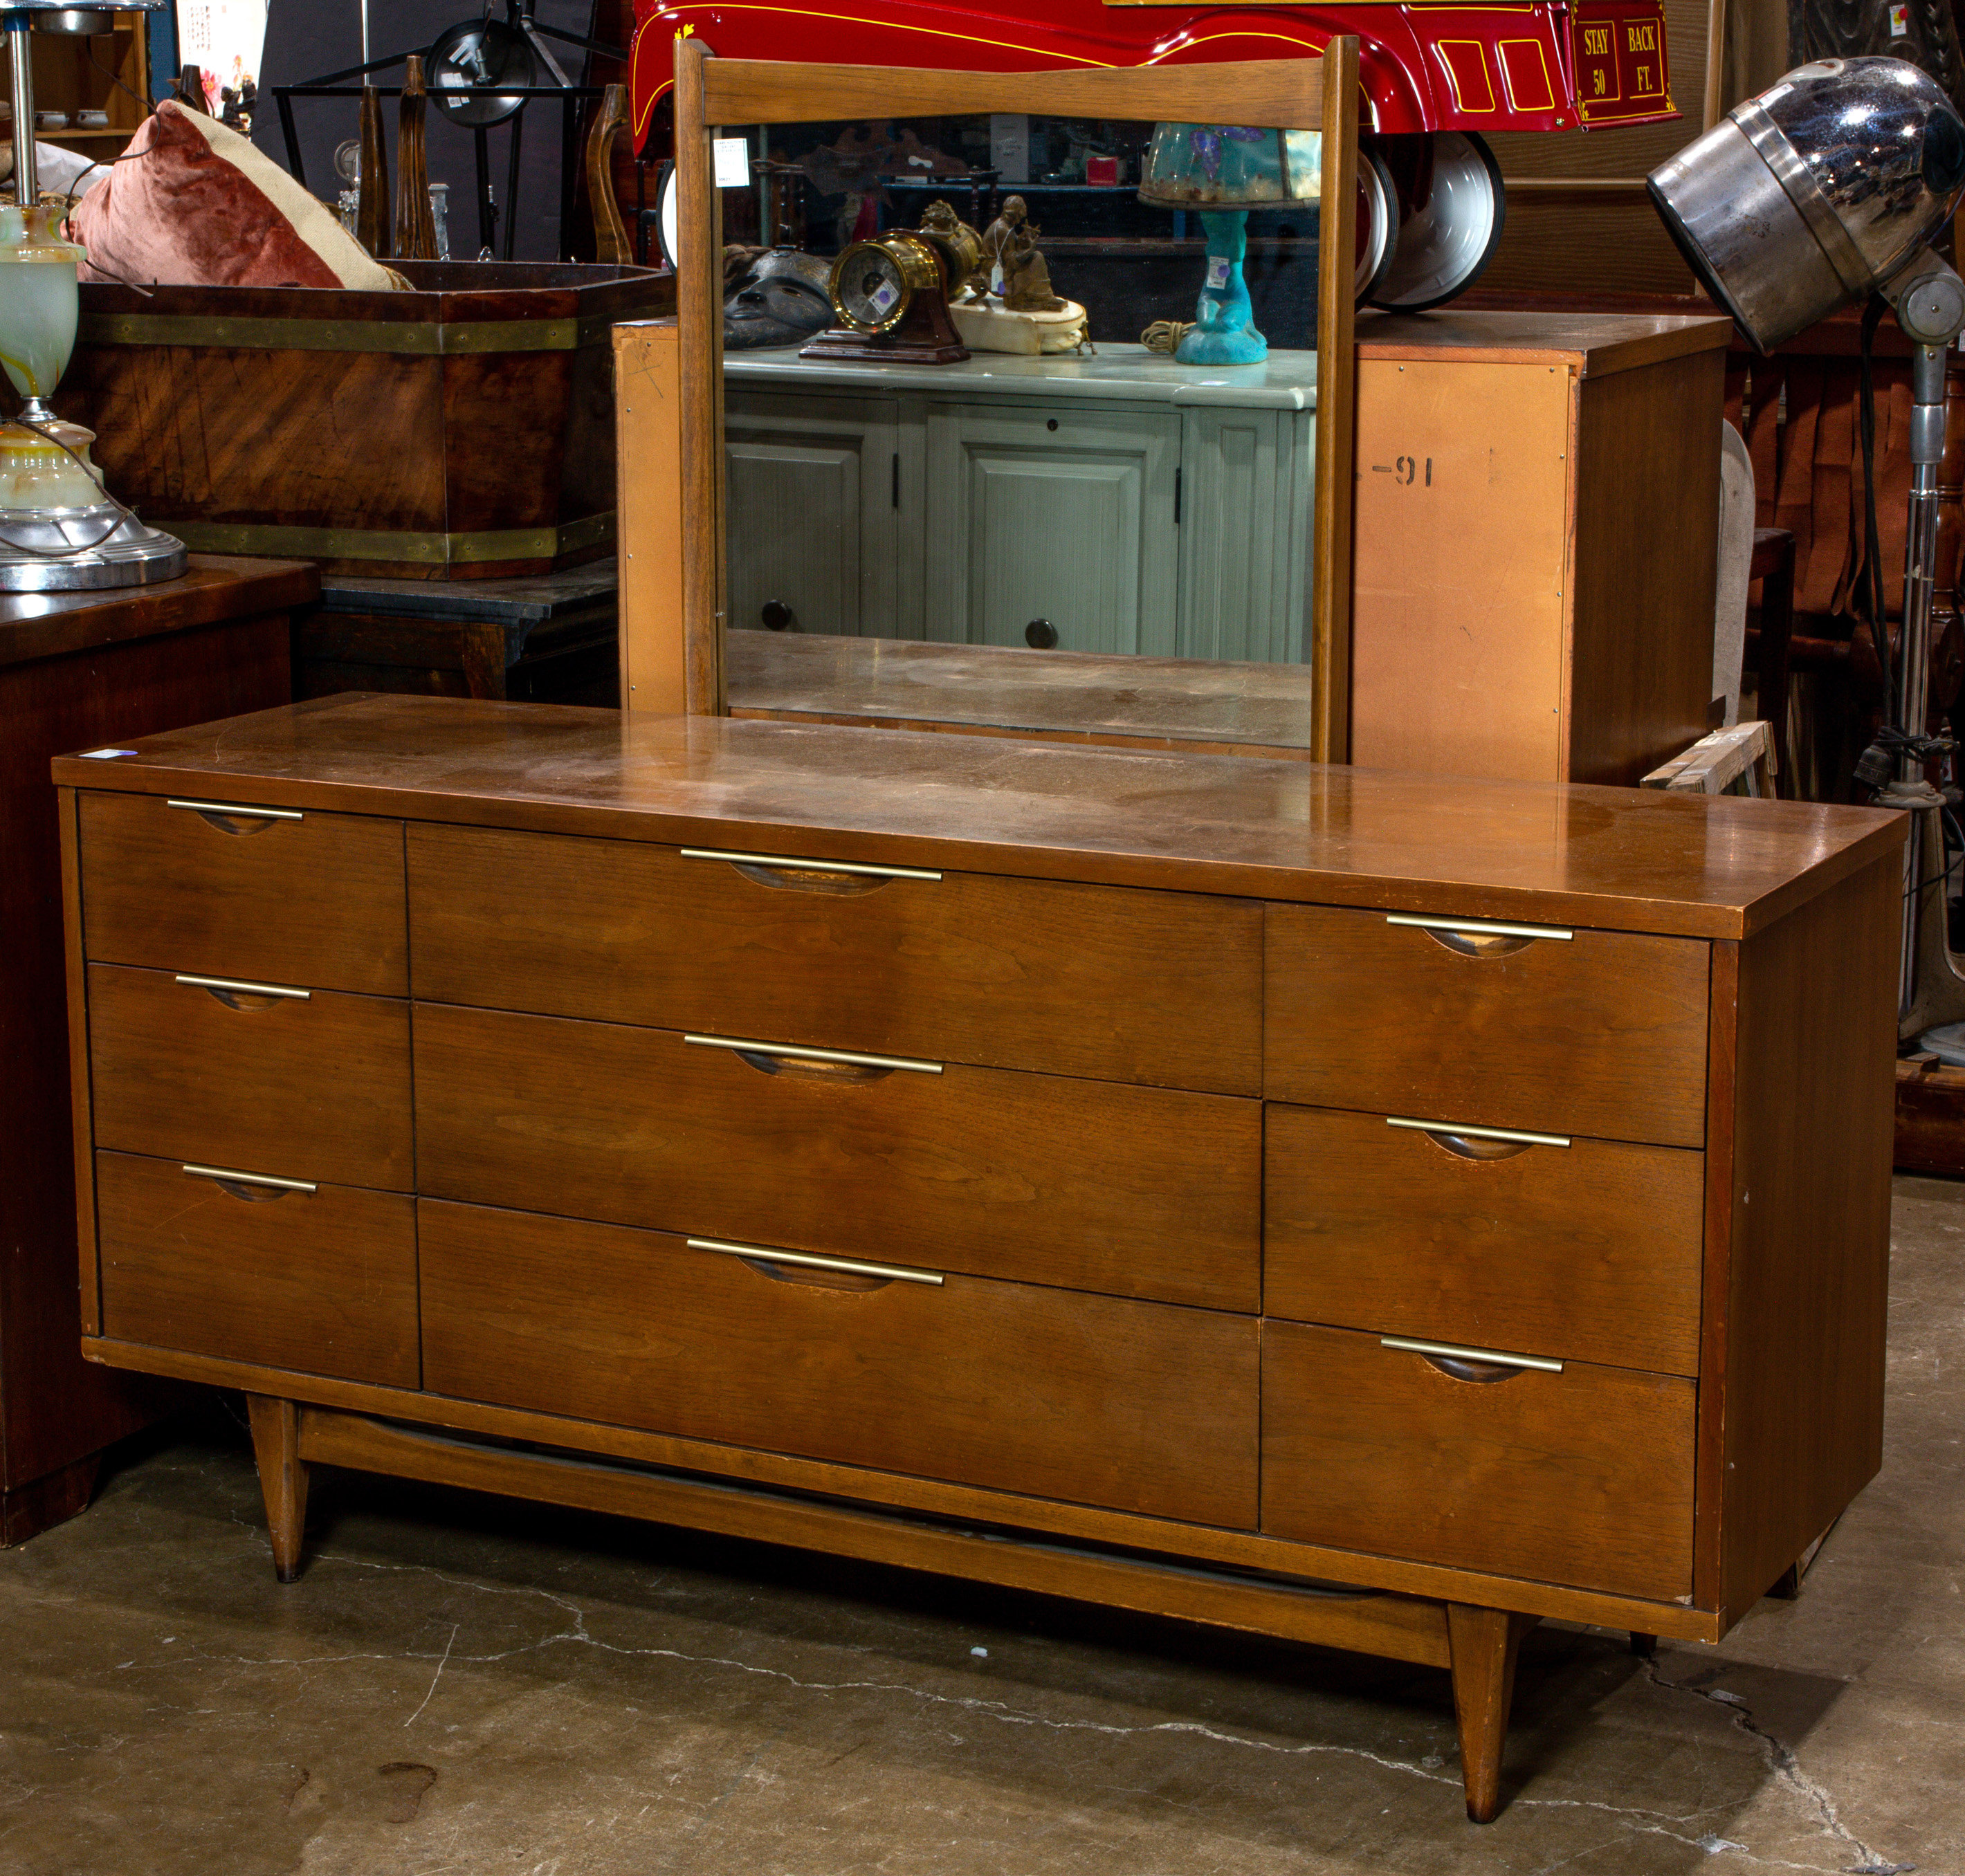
1313 36 1359 765
677 35 729 715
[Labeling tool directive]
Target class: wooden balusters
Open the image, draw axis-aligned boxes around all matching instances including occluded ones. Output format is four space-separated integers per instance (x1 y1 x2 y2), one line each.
586 82 632 265
394 56 438 262
356 86 390 260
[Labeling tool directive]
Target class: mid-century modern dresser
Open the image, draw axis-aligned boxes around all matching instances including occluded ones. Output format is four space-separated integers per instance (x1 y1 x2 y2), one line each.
54 695 1901 1822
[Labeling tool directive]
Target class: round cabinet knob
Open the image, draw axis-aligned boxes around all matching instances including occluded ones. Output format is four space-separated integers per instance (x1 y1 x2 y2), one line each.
1025 619 1058 649
761 600 797 632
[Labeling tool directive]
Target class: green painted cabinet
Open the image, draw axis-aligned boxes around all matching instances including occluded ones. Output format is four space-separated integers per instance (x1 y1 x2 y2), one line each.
724 346 1317 664
924 401 1180 655
723 392 913 640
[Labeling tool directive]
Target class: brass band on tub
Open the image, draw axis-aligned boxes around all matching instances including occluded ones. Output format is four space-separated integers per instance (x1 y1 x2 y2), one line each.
680 846 942 881
1384 913 1573 942
1387 1116 1571 1149
685 1033 944 1075
182 1164 318 1194
166 798 304 822
687 1236 944 1286
1380 1335 1564 1374
174 973 311 1002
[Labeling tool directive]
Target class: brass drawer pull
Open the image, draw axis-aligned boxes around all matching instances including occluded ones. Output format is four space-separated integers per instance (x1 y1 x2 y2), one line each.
175 973 312 1004
681 845 941 882
166 798 304 823
1381 1335 1563 1375
685 1033 943 1076
183 1164 318 1199
687 1236 944 1287
1385 914 1573 942
1387 1116 1570 1154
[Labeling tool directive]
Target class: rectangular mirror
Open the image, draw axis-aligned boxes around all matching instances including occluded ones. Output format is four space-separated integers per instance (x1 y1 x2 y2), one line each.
673 46 1358 759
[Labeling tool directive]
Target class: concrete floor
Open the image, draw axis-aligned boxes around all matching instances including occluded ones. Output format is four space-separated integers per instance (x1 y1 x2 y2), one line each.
3 1179 1962 1876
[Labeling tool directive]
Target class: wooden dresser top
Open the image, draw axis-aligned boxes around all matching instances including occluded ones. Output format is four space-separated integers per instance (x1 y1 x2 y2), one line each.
54 694 1903 940
0 557 317 670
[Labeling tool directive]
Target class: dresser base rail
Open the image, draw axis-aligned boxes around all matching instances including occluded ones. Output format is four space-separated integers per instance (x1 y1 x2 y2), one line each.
78 1334 1724 1642
270 1397 1537 1823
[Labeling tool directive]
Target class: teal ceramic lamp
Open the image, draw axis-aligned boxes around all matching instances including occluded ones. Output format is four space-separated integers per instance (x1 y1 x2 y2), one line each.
1138 124 1319 365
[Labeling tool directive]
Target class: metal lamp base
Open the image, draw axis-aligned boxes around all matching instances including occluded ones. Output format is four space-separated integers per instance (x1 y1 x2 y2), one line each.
0 500 188 592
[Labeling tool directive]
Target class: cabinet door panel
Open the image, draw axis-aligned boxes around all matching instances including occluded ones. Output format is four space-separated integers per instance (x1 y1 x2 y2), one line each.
725 391 904 638
926 403 1178 655
1178 407 1312 665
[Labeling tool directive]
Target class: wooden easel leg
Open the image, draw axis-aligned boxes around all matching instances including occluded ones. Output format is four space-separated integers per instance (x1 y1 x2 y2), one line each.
1447 1603 1539 1823
246 1396 309 1584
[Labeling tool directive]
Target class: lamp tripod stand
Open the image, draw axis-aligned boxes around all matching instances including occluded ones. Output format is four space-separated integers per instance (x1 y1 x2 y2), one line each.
1879 312 1965 1039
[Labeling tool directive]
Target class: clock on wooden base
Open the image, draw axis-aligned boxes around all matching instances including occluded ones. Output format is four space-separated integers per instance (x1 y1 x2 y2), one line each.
802 228 971 365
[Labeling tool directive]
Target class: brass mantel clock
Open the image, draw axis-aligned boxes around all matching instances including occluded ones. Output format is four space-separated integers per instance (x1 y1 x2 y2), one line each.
802 221 978 365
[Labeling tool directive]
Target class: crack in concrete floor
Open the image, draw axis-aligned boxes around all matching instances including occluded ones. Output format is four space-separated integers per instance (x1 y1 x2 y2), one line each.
3 1174 1962 1875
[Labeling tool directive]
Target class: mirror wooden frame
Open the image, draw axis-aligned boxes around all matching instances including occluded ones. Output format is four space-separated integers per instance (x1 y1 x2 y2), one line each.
665 37 1362 760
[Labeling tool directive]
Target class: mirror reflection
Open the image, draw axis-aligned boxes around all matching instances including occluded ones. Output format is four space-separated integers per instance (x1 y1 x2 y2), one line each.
721 111 1327 671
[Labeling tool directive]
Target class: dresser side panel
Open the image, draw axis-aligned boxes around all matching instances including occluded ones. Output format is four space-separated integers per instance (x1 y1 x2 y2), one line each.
1718 849 1900 1617
1565 350 1724 787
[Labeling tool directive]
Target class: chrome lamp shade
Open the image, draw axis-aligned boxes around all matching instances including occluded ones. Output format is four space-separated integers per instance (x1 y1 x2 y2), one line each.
1648 57 1965 353
1137 125 1317 366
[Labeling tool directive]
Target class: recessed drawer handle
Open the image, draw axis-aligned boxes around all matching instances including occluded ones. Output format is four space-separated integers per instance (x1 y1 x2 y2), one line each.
685 1033 943 1076
681 846 941 883
175 973 312 1010
1387 1116 1569 1159
1386 913 1572 959
1381 1335 1563 1378
166 798 304 832
183 1164 317 1202
688 1236 944 1287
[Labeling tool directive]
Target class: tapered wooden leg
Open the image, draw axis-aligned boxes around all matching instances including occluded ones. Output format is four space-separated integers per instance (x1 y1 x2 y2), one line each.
247 1395 309 1583
1629 1630 1658 1658
1447 1603 1538 1823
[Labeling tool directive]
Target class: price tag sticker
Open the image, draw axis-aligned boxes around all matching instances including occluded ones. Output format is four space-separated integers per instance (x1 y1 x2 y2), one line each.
870 279 900 316
1206 256 1232 291
712 137 751 188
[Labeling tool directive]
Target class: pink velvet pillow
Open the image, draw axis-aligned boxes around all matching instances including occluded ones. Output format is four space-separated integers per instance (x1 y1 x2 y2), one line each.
71 100 399 291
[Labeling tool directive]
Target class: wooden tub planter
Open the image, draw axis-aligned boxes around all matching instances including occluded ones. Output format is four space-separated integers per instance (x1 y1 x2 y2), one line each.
55 261 675 581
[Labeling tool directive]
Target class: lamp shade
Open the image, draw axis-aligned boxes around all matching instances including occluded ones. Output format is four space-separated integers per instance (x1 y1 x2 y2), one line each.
1137 125 1319 210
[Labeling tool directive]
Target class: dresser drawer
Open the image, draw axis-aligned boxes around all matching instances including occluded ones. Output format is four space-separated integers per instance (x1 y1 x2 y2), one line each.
414 1003 1260 1310
1265 905 1709 1147
420 1199 1259 1527
1265 1107 1703 1374
408 824 1261 1094
80 790 406 996
96 1150 419 1388
89 964 412 1190
1262 1323 1694 1601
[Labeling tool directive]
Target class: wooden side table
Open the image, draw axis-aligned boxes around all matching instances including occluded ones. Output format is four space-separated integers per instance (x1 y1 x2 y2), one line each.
0 555 316 1544
293 562 620 705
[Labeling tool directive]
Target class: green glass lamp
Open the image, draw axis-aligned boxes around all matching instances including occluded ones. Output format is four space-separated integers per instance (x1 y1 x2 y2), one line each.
1137 124 1319 365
